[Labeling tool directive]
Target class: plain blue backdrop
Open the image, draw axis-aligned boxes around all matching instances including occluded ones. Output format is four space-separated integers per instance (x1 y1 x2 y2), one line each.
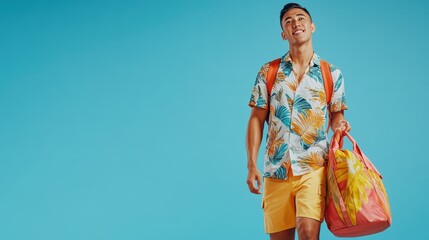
1 0 428 239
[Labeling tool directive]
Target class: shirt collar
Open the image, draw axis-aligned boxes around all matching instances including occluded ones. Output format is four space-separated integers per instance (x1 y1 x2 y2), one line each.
282 52 321 67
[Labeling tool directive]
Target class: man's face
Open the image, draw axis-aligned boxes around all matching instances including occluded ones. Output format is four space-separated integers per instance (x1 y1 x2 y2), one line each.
281 8 315 46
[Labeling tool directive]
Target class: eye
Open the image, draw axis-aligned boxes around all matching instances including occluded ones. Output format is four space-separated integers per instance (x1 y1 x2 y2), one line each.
299 17 305 21
285 20 291 24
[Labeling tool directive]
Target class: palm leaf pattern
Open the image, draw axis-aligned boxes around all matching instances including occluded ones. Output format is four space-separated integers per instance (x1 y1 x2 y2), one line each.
260 63 269 77
266 126 288 165
266 126 282 156
255 85 266 106
300 141 311 151
281 61 292 77
308 88 326 106
286 78 299 93
249 90 257 107
269 104 275 122
249 85 267 108
328 165 345 222
291 109 325 146
276 71 286 84
297 151 325 170
286 95 294 112
272 87 284 102
294 95 311 113
272 165 287 179
316 129 326 142
340 92 346 103
269 143 288 165
308 67 323 84
274 105 291 128
334 149 372 225
331 93 347 112
334 73 344 92
256 97 266 106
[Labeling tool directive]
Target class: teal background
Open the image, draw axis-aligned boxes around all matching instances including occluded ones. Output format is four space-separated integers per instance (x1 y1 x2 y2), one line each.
1 0 427 239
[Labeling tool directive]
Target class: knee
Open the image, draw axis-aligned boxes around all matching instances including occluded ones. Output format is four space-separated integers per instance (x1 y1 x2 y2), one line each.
298 227 318 240
297 225 319 240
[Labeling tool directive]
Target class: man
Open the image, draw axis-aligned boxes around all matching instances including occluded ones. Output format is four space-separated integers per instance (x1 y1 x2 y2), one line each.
246 3 351 240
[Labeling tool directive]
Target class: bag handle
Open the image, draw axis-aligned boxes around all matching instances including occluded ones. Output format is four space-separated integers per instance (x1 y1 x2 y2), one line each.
329 131 382 178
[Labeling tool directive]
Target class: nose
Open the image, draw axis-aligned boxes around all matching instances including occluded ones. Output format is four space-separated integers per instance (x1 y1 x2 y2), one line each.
292 20 299 28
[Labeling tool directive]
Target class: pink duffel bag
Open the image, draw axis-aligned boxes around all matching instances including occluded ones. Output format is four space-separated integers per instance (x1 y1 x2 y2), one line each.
325 131 392 237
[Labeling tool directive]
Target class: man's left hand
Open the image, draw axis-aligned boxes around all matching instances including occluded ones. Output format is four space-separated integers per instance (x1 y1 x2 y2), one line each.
333 119 351 133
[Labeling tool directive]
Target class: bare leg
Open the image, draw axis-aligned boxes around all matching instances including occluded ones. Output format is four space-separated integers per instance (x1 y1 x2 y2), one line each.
296 217 321 240
270 228 295 240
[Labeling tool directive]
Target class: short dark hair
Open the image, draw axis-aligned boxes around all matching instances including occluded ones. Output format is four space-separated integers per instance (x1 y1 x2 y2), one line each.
280 3 312 27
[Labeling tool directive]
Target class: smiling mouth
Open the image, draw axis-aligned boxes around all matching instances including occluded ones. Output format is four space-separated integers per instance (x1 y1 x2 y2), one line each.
293 30 304 35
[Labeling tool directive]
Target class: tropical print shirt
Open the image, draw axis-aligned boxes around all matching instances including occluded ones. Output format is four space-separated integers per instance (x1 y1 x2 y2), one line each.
249 52 348 179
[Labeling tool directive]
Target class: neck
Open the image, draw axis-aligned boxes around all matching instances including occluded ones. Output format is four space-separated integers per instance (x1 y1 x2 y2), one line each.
288 42 314 66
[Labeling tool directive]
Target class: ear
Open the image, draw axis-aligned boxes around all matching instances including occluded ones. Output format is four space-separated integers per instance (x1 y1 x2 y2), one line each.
281 31 287 40
311 23 316 33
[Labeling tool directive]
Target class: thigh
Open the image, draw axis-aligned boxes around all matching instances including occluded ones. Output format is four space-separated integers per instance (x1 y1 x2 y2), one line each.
263 177 296 233
295 167 326 222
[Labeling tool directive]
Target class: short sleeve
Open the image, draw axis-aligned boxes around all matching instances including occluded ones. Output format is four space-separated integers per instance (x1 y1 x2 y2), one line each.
329 67 348 112
248 63 270 109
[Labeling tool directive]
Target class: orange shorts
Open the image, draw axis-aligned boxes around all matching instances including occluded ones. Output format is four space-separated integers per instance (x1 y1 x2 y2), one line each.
262 167 326 233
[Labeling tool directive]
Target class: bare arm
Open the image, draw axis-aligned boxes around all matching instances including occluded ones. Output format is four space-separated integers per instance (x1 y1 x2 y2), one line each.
246 107 268 194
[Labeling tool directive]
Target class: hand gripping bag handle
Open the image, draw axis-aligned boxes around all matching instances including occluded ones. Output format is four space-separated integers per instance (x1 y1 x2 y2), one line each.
330 131 382 178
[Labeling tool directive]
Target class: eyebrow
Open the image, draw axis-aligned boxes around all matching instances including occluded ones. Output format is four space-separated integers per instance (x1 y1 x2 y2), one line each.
284 14 307 22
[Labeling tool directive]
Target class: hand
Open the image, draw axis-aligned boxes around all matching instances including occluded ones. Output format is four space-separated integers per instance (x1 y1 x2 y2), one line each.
334 120 351 133
246 167 262 194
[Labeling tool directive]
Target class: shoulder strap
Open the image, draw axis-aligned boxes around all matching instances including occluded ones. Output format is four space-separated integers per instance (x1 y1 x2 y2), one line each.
320 59 333 106
320 59 334 132
266 58 281 97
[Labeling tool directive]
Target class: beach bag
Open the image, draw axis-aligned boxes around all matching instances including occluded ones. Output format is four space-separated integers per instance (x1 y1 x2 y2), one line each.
325 131 392 237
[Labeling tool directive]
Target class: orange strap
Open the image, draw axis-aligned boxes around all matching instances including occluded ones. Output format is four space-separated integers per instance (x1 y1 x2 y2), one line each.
320 60 333 105
266 58 281 98
320 59 334 132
